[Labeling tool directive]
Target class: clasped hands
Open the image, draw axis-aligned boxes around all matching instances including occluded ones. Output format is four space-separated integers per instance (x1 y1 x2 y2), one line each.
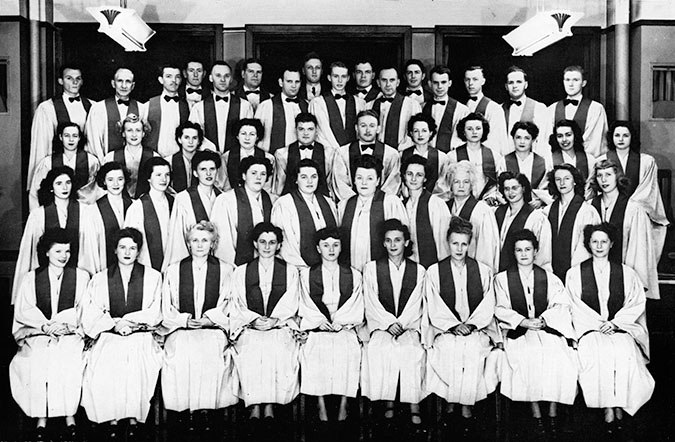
447 323 476 336
251 316 279 331
520 317 546 330
41 322 71 336
599 321 618 334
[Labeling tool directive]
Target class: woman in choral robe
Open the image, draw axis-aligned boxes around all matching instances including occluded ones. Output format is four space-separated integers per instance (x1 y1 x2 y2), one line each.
589 159 659 299
565 223 654 435
441 160 500 272
229 222 301 425
424 218 498 437
29 122 99 210
12 166 91 304
447 112 505 204
542 164 600 280
271 158 338 268
494 229 578 438
81 228 163 438
496 171 552 272
298 227 364 426
399 113 449 194
10 229 90 442
548 119 595 184
86 162 133 273
361 219 428 433
160 221 237 433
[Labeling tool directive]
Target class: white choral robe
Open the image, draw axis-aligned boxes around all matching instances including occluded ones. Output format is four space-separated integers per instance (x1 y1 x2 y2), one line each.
427 98 470 151
160 259 238 412
447 197 501 272
229 260 301 406
398 146 451 197
544 97 608 158
10 268 90 418
80 264 163 423
404 191 451 266
504 151 554 206
447 146 506 201
272 144 336 196
366 96 421 149
425 259 500 405
102 147 160 198
502 96 549 148
254 93 304 152
498 205 553 272
123 192 172 270
215 148 275 193
361 259 428 403
298 265 364 397
84 99 148 161
188 93 253 153
494 268 578 404
331 143 402 202
308 94 366 150
466 94 510 156
565 262 655 415
84 195 128 274
29 153 100 211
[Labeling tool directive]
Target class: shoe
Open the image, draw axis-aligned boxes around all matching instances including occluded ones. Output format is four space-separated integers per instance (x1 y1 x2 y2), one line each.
63 425 78 442
108 424 120 441
461 416 475 440
35 426 47 442
126 423 138 442
547 416 558 439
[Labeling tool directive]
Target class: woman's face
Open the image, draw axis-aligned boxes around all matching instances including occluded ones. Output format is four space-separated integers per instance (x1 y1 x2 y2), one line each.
589 230 613 259
514 239 536 267
464 119 484 143
555 126 575 152
613 126 632 151
353 167 380 198
237 125 258 150
502 178 524 205
383 229 408 259
188 229 215 258
123 121 144 147
242 164 267 192
60 126 81 152
554 169 576 196
404 163 426 193
254 231 280 259
411 121 432 146
513 128 533 154
46 242 71 268
105 169 126 196
115 237 139 265
595 167 618 194
448 232 470 262
451 170 472 198
148 165 170 193
295 166 319 195
52 173 72 200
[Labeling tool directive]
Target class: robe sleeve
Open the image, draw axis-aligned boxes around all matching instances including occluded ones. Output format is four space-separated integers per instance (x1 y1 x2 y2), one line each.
76 154 102 205
624 203 660 299
123 200 152 268
28 100 57 189
485 101 509 157
332 269 364 329
202 262 235 329
383 194 410 226
272 148 289 196
428 196 452 261
162 193 193 271
330 147 356 202
526 210 553 272
84 103 108 161
380 148 402 196
81 271 117 339
297 267 329 331
539 272 576 340
582 101 608 158
268 264 301 329
362 261 398 332
309 97 340 151
11 209 46 304
80 205 107 274
211 191 238 265
121 267 163 327
494 271 527 331
471 203 501 272
227 264 262 339
254 100 273 152
611 265 650 359
159 263 190 334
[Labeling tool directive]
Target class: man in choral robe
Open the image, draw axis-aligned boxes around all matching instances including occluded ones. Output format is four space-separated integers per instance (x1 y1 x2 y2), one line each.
233 58 271 112
299 52 324 103
180 60 207 109
350 59 380 103
423 65 469 153
502 66 548 147
403 59 433 108
463 66 509 156
166 121 204 193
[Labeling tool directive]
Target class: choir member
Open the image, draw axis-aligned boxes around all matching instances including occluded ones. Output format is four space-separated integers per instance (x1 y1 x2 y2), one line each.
297 227 364 424
442 161 501 272
160 221 237 428
271 159 338 268
10 229 90 442
166 121 204 193
188 61 254 153
368 67 421 149
494 229 578 438
424 217 498 436
124 158 174 271
496 172 552 272
399 113 450 193
401 155 451 267
423 65 469 152
502 66 548 140
337 155 408 271
589 159 659 299
361 219 428 432
102 113 159 198
403 59 432 107
351 59 380 103
85 67 146 160
448 112 505 202
463 66 509 155
543 164 600 280
228 222 301 423
565 223 654 434
81 228 163 437
181 60 207 108
299 52 324 102
504 121 552 207
29 121 99 211
548 119 596 184
332 110 401 201
28 65 93 188
12 166 91 303
233 58 271 112
273 112 333 196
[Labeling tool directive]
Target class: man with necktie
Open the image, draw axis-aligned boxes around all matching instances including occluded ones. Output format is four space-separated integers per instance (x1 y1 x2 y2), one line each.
299 52 324 103
403 59 432 107
463 65 509 156
181 60 207 109
351 59 380 103
422 65 469 152
233 58 271 112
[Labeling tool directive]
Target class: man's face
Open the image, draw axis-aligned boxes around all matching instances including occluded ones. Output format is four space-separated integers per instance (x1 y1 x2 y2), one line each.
304 58 323 84
563 70 586 97
183 62 204 87
210 65 232 93
429 72 451 98
405 64 425 89
354 63 374 88
59 69 83 96
356 115 379 143
329 66 349 93
279 70 302 97
296 122 317 146
243 62 263 89
377 68 400 98
463 69 485 96
505 71 527 100
158 67 182 94
112 68 135 99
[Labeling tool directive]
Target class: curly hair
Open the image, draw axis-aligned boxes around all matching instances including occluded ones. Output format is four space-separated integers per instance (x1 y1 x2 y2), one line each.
546 163 585 199
38 166 76 207
607 120 640 152
457 112 490 143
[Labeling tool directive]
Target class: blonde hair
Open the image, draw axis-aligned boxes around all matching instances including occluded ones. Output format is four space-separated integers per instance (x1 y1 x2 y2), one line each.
186 220 219 251
438 160 478 200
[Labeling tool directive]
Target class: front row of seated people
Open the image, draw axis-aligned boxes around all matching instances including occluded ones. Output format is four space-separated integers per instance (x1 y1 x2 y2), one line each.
11 217 654 440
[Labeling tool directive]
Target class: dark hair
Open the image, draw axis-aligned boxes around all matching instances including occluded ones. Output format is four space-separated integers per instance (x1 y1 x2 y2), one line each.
583 222 618 254
457 112 490 142
295 112 318 127
242 58 262 72
356 109 380 124
191 150 221 172
38 166 76 206
139 157 171 190
406 113 437 140
36 228 73 267
549 119 585 154
429 65 452 79
353 59 374 71
404 59 426 75
464 65 484 75
183 59 205 71
288 158 326 193
59 65 82 79
510 120 539 140
353 154 383 181
563 65 586 81
234 118 264 142
401 154 427 183
53 122 86 154
380 218 413 257
328 61 349 75
505 65 528 82
498 171 533 203
607 120 640 152
511 228 539 253
546 163 585 199
314 226 342 246
589 159 630 195
303 52 322 64
239 156 273 185
280 66 302 79
157 64 181 77
377 66 400 79
210 60 232 73
447 216 473 241
250 221 283 244
112 227 144 251
175 121 204 146
96 161 130 189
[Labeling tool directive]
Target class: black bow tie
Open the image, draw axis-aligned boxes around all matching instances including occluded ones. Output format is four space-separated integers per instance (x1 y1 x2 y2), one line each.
186 87 201 94
117 99 129 106
406 89 422 96
361 143 375 152
299 144 314 151
510 100 522 106
432 100 446 106
564 98 580 106
245 90 260 95
469 96 479 101
285 97 300 104
215 95 229 102
357 88 368 94
68 96 81 103
334 94 346 100
380 97 394 103
164 95 179 102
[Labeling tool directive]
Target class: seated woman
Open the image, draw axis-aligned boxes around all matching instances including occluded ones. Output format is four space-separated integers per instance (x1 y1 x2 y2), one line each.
589 159 659 299
298 227 364 426
548 119 595 184
494 229 578 439
565 223 654 436
81 228 163 439
160 221 237 434
425 217 498 438
543 164 600 280
29 121 100 211
361 219 428 434
271 158 338 268
399 113 449 194
228 222 300 427
10 228 90 442
12 166 92 304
